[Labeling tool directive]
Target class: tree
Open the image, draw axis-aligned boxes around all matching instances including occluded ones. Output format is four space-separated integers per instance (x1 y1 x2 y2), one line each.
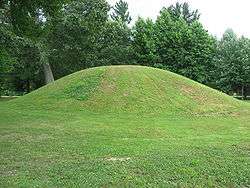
154 8 215 83
0 10 20 95
48 0 110 75
237 37 250 99
132 17 159 66
96 20 133 66
131 5 215 84
167 2 200 24
0 25 42 94
214 29 250 99
49 0 134 74
2 0 72 84
14 38 41 93
0 0 10 25
111 0 132 25
0 27 16 95
186 22 216 83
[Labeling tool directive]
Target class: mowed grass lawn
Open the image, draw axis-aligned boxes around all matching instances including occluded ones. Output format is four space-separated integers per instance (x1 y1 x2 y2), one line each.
0 66 250 187
0 103 249 187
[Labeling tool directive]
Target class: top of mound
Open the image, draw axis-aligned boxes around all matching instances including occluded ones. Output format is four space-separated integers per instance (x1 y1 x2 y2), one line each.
10 65 249 115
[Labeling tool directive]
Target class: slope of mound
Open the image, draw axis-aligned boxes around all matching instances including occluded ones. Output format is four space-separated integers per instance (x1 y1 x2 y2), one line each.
9 65 248 115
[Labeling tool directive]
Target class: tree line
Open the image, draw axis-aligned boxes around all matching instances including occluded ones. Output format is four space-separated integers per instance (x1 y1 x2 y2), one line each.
0 0 250 98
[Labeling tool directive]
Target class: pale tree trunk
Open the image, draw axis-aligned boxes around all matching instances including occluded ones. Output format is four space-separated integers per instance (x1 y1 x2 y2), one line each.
39 42 54 85
43 63 54 84
241 84 247 100
241 84 248 100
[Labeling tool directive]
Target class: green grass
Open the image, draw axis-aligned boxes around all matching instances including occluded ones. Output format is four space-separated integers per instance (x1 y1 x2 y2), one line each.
0 66 250 187
0 97 18 102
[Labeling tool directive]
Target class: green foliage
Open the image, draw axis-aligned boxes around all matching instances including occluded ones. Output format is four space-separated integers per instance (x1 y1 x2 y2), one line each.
0 23 42 95
1 0 75 86
48 0 110 75
1 0 249 98
62 0 110 32
0 26 16 74
111 0 132 24
0 50 15 96
0 50 14 73
6 0 70 39
214 29 250 97
0 25 16 95
167 2 200 24
0 0 10 24
96 21 134 66
132 6 215 84
154 9 215 84
48 0 132 75
132 18 159 66
14 38 41 84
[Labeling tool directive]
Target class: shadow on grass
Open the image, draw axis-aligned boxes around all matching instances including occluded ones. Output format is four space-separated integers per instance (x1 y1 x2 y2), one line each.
0 96 19 102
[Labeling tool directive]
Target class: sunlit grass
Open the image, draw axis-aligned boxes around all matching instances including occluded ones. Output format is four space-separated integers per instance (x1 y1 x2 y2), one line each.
0 66 249 187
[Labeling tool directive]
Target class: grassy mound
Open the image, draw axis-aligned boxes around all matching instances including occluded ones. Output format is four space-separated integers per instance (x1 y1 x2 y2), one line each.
10 65 247 115
1 66 250 187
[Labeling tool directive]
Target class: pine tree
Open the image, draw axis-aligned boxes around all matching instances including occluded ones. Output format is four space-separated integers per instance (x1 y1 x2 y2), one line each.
111 0 132 25
167 2 200 24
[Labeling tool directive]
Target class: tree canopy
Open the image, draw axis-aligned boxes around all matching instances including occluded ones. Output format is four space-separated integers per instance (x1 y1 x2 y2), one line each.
214 29 250 98
1 1 250 98
111 0 132 25
167 2 200 24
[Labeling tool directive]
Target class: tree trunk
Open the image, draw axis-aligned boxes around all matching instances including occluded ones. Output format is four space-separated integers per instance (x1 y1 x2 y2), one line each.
26 79 30 93
241 85 247 100
43 63 54 84
38 41 54 85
